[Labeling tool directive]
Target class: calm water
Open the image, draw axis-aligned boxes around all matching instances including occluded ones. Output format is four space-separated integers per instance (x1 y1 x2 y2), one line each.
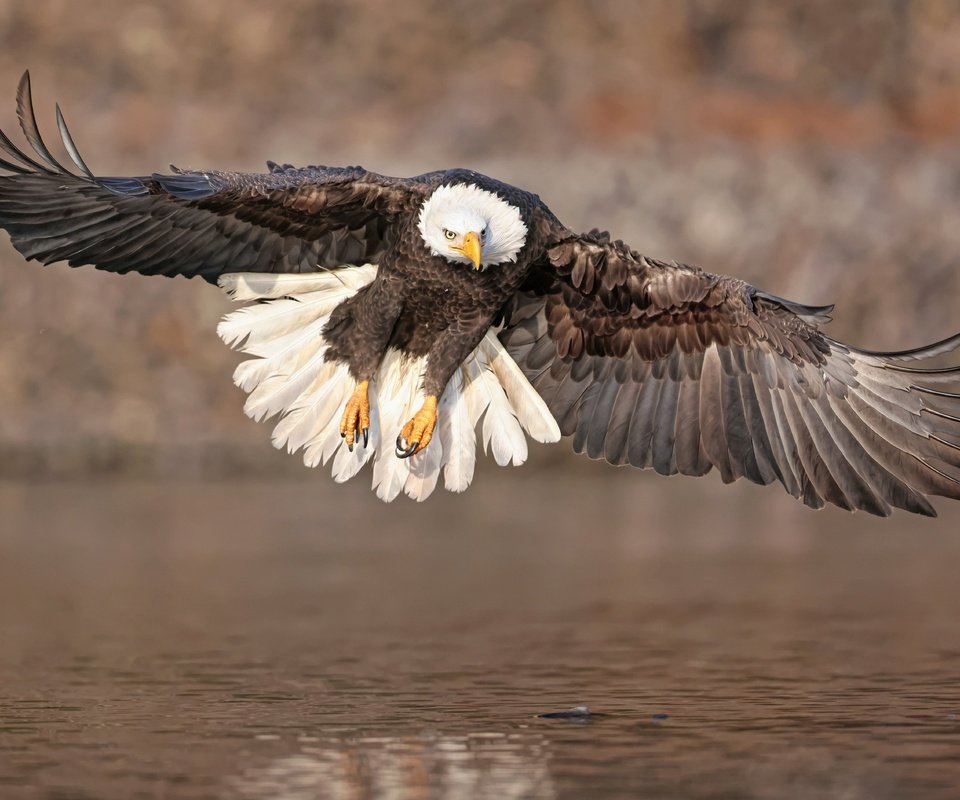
1 470 959 799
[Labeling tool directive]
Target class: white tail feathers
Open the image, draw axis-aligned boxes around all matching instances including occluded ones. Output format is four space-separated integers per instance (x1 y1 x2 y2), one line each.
217 266 561 501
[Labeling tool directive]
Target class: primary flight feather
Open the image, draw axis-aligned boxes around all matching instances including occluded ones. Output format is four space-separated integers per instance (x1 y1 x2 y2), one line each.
2 71 960 515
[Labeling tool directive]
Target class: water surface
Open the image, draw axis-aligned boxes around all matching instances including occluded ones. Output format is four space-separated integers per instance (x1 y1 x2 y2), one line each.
1 472 959 798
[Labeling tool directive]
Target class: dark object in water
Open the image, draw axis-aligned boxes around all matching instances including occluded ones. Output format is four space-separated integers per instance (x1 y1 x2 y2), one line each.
539 705 592 719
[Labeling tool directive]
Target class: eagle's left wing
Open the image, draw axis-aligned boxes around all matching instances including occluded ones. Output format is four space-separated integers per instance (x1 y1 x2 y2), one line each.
0 72 428 282
500 229 960 516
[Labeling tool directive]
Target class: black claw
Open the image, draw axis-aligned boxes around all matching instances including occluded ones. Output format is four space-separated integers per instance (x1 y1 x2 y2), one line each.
362 427 369 448
347 441 354 452
340 431 346 438
395 435 418 459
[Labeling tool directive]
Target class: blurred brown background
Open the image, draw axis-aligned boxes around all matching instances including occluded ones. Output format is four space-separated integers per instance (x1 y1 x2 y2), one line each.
4 8 960 796
2 0 960 479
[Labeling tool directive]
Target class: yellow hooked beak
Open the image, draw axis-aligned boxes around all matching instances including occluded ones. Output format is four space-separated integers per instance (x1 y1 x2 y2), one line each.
452 230 483 270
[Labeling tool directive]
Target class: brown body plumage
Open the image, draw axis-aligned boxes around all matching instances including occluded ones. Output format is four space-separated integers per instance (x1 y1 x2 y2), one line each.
3 71 960 514
323 169 556 398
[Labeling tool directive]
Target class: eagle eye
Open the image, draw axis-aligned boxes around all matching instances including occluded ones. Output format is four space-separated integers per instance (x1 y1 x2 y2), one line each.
443 228 456 241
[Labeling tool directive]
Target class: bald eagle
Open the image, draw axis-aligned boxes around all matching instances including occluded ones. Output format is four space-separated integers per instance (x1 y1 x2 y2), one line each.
2 73 960 515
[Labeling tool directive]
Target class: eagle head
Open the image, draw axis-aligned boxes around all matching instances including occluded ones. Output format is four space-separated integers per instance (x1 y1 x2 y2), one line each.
417 183 528 270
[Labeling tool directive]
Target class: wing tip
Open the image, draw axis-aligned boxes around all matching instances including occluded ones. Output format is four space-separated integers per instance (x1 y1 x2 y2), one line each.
16 70 32 101
860 331 960 363
0 69 102 182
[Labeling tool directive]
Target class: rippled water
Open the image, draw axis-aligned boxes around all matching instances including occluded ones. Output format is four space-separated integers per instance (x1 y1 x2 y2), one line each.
1 471 959 799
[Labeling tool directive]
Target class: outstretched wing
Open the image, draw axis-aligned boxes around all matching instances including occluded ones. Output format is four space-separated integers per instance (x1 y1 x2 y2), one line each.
0 72 426 282
501 229 960 516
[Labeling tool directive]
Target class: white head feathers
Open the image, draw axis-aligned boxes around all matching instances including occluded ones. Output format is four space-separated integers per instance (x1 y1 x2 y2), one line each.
417 183 528 269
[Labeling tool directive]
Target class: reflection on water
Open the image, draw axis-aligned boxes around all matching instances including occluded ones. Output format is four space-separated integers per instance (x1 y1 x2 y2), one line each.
231 734 554 800
1 472 960 799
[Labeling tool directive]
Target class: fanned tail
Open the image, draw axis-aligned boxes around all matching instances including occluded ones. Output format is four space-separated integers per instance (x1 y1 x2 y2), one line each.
217 266 561 501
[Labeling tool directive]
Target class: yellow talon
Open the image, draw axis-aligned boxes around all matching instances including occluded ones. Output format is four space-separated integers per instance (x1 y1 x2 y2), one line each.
396 395 438 458
339 380 370 450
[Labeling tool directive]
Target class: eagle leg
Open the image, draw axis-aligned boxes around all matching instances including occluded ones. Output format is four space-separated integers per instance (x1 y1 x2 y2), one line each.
339 380 370 451
396 395 438 459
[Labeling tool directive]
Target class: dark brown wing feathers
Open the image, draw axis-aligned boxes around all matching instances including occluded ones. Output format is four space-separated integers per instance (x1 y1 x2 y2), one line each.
0 71 421 282
503 229 960 516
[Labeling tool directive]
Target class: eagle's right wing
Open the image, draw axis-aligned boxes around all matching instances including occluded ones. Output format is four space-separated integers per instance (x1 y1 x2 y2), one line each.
0 72 427 282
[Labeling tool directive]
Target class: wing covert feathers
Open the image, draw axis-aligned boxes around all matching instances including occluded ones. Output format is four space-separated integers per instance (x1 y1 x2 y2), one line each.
500 229 960 516
218 266 558 502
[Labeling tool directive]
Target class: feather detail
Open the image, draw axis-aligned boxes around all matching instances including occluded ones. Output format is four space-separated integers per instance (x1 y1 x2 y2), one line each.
404 425 443 501
271 362 347 453
217 265 561 500
479 332 561 443
438 369 475 492
217 292 340 351
230 320 330 393
371 350 422 501
218 266 378 301
241 343 332 422
463 350 528 467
